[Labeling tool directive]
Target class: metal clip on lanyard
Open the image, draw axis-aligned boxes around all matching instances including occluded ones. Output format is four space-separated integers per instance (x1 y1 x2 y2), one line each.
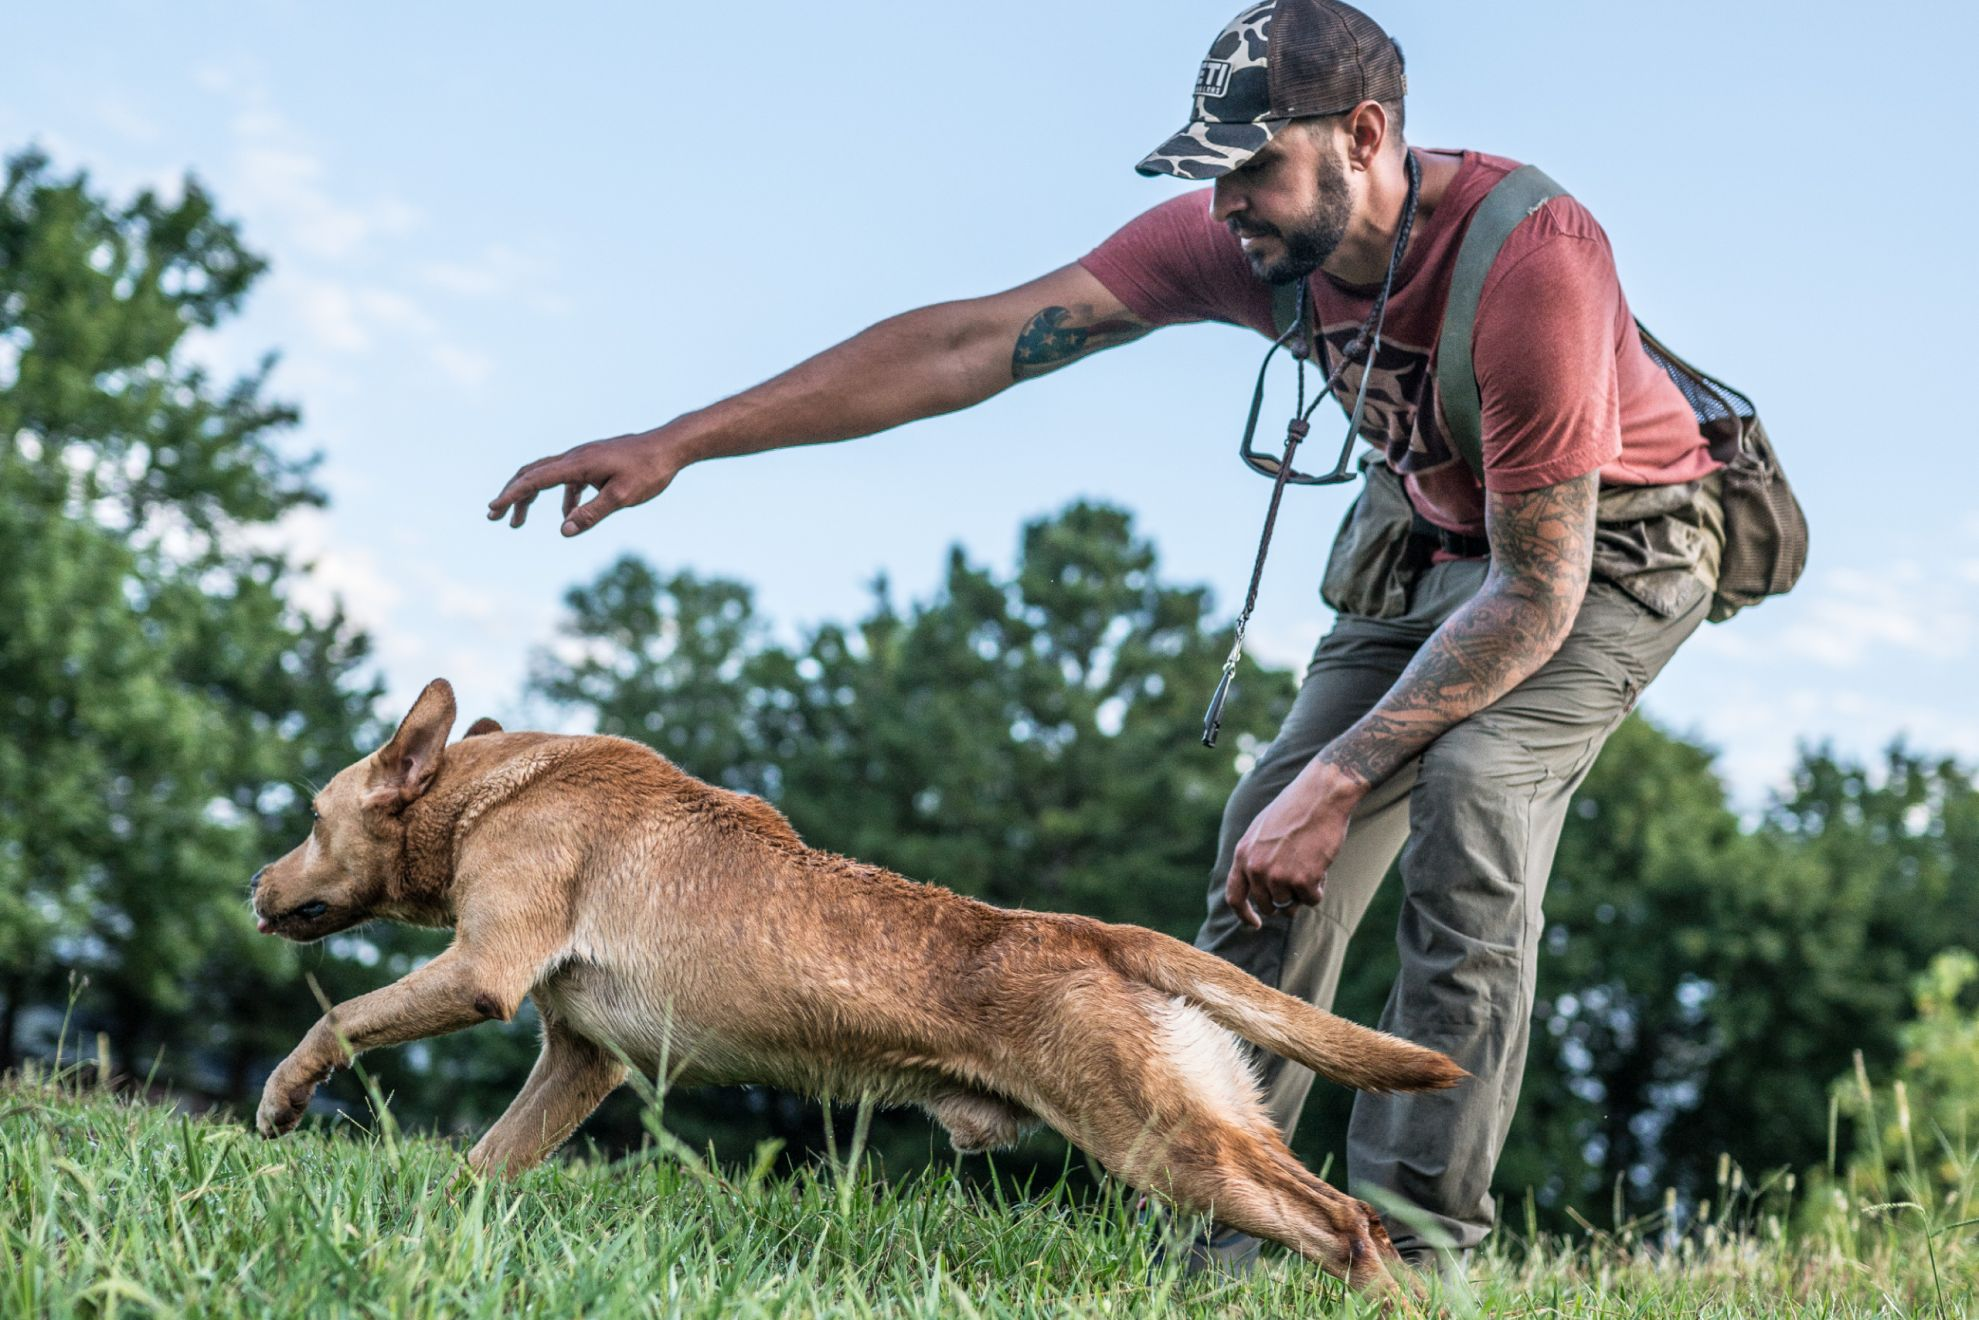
1202 152 1420 748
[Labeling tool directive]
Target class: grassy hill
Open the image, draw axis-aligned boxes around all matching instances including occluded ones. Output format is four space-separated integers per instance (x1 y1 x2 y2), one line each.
3 1068 1973 1318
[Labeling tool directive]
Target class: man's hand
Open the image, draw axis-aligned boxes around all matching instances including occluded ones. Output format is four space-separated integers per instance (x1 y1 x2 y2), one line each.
1225 762 1369 928
487 430 682 537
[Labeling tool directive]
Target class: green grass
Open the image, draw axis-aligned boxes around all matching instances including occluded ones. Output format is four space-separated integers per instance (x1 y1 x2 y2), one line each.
2 1063 1975 1318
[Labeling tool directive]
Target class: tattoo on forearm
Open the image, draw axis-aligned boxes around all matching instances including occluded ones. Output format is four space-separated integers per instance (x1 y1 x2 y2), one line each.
1010 304 1145 381
1320 471 1600 788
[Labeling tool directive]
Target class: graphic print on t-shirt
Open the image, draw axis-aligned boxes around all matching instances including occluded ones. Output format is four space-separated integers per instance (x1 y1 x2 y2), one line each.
1311 323 1458 477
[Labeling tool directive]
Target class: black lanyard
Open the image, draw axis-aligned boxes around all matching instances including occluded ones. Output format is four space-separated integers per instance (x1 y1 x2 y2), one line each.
1202 151 1421 748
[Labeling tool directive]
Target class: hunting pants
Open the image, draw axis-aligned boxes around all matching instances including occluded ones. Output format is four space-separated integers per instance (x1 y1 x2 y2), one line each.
1195 558 1709 1255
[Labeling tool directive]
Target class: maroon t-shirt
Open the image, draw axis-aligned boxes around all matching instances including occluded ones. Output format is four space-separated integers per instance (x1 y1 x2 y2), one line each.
1079 149 1717 537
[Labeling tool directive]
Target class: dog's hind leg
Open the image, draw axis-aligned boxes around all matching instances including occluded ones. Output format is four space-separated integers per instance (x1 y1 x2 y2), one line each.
467 1020 627 1176
1023 989 1415 1300
1150 1121 1416 1300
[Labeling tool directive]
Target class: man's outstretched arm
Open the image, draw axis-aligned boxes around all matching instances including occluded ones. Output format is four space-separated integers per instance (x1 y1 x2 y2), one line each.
486 263 1153 536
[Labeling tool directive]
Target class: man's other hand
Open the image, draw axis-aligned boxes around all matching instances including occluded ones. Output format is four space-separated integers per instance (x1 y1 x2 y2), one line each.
487 431 680 536
1224 762 1367 928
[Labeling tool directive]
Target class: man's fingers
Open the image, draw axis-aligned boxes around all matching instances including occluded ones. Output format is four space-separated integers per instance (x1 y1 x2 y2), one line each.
488 465 547 519
488 452 586 520
562 484 623 537
1224 864 1262 930
509 485 548 528
562 481 583 522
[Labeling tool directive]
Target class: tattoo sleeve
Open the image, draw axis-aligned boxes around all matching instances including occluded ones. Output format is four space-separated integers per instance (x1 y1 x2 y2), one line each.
1316 470 1600 789
1010 304 1149 381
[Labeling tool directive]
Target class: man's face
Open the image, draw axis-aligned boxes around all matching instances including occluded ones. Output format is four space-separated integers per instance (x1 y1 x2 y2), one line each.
1210 123 1355 286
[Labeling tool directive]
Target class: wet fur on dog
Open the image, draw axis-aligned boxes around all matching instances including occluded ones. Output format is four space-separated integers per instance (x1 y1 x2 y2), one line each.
250 679 1464 1299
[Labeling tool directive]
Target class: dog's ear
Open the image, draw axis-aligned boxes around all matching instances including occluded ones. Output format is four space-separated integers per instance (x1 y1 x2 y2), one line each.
364 679 457 812
463 717 504 738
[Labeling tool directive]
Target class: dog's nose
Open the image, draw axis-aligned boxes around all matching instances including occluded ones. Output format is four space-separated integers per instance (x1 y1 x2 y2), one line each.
250 866 267 895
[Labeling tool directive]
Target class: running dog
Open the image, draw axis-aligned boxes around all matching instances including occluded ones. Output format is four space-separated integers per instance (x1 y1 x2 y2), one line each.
250 679 1463 1298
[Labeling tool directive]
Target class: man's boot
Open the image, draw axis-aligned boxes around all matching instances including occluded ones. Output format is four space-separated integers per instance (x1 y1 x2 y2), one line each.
1143 1203 1263 1279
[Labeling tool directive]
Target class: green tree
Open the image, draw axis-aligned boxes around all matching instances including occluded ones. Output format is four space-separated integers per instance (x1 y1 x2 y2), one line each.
0 147 377 1088
1671 746 1979 1188
529 555 772 794
1831 948 1979 1221
760 502 1294 940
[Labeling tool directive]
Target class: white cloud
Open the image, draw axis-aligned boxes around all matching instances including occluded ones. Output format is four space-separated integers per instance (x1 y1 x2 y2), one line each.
193 63 245 95
94 97 159 143
414 565 504 625
417 244 536 298
355 287 430 331
283 276 371 352
1768 564 1975 669
186 66 424 262
252 507 403 630
1645 676 1979 810
416 242 568 316
266 274 441 361
170 56 560 410
230 136 421 261
430 342 494 387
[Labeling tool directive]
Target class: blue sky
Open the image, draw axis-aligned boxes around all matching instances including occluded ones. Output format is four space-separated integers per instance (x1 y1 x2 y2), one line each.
8 0 1976 801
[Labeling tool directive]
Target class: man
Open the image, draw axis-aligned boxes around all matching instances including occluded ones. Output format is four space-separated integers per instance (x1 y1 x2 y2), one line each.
487 0 1723 1272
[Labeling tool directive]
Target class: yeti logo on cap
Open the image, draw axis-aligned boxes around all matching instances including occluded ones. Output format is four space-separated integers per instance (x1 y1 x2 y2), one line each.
1195 60 1232 97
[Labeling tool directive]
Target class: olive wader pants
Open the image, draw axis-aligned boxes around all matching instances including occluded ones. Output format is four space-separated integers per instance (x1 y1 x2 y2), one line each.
1195 557 1709 1255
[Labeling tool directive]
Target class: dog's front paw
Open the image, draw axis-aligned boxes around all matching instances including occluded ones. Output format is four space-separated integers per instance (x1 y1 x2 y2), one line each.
255 1061 322 1138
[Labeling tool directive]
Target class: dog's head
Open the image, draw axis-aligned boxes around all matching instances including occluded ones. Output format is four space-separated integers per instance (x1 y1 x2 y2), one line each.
251 678 497 942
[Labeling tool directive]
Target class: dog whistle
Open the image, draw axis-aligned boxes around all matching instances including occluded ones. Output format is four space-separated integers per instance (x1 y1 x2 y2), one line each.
1201 663 1237 748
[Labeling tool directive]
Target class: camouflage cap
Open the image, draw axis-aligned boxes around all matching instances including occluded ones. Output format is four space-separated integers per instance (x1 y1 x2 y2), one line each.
1136 0 1407 181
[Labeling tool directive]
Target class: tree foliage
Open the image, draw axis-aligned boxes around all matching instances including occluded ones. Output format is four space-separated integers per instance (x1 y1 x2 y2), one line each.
0 148 377 1086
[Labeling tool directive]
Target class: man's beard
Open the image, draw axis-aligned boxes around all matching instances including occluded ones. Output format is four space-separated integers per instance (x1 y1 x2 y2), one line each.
1243 152 1353 286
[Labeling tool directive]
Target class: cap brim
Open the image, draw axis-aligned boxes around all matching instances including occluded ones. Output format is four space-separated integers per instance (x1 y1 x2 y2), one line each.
1135 118 1286 180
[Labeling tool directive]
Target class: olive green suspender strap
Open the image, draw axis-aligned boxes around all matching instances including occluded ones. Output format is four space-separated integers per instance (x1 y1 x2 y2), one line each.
1269 165 1571 481
1434 165 1568 478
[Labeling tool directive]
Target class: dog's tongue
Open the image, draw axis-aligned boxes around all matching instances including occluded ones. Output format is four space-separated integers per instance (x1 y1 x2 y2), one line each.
256 918 273 934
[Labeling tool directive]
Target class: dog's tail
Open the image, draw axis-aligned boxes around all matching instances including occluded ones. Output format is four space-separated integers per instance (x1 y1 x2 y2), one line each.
1099 925 1465 1094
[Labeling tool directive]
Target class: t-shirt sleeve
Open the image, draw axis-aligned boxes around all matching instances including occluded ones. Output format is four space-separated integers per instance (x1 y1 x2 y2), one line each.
1471 211 1627 493
1078 191 1272 333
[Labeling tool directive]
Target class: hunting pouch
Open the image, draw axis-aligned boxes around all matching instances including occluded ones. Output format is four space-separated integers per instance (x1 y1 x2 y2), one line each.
1435 165 1810 623
1319 452 1422 620
1632 327 1807 621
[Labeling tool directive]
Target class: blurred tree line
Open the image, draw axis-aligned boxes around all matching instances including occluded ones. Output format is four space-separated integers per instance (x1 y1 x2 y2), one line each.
4 149 1976 1231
